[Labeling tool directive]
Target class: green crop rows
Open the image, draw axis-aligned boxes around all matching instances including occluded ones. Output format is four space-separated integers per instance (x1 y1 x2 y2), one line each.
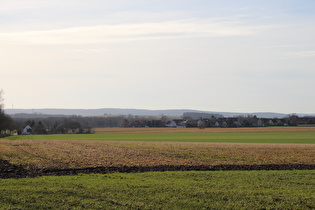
0 170 314 209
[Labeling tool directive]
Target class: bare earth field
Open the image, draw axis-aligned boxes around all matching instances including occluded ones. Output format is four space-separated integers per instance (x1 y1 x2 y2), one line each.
93 126 315 133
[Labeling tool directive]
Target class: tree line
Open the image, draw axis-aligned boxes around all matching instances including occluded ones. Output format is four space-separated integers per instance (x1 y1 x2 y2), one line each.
11 114 171 134
9 113 315 135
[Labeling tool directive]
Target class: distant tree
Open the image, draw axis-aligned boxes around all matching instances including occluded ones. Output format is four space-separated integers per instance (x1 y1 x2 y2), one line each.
120 119 131 127
32 121 47 134
0 90 3 110
226 118 237 127
288 114 298 126
237 115 258 127
150 120 164 127
0 90 14 131
62 118 81 133
25 120 36 127
197 120 205 129
209 116 217 127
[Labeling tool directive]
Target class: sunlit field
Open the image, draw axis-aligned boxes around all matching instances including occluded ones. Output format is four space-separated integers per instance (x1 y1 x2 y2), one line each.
2 127 315 169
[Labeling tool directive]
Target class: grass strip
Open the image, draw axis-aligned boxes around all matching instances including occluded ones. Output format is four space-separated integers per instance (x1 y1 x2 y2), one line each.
0 170 314 209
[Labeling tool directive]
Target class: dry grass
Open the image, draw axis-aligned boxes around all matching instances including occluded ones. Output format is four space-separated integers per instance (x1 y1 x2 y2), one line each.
93 127 315 133
0 139 314 170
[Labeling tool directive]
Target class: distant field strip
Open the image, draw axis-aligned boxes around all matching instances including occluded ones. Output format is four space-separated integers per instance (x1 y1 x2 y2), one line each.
6 131 315 144
94 127 315 133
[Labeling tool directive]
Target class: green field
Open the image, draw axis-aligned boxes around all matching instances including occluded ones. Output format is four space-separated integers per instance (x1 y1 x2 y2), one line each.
6 131 315 144
0 170 314 209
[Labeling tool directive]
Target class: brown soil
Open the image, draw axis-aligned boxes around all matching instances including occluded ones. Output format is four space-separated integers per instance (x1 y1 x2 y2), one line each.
0 159 33 179
1 158 315 179
39 164 315 176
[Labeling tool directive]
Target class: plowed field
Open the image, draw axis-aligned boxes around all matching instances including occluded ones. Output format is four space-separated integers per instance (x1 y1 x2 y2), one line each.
1 140 314 170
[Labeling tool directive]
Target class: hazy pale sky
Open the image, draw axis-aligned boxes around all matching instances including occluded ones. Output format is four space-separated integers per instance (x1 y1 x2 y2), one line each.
1 0 315 113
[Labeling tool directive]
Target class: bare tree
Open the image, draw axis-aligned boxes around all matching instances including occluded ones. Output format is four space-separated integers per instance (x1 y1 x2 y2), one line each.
0 90 4 110
0 90 14 131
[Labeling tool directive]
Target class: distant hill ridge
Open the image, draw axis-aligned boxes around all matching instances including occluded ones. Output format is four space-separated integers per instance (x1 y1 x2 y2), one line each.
5 108 313 118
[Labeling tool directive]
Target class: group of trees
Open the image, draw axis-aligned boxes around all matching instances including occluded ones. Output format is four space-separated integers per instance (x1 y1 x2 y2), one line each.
12 114 170 134
13 116 92 134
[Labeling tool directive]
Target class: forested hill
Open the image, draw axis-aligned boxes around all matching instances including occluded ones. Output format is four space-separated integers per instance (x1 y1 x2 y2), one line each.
3 108 305 118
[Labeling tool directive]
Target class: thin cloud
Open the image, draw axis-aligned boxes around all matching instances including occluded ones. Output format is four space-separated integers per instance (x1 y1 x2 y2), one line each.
70 48 111 53
238 7 251 11
0 19 270 45
287 51 315 57
262 44 304 49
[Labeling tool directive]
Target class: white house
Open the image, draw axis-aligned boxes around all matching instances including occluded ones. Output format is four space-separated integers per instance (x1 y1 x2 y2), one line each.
165 120 186 128
22 125 32 135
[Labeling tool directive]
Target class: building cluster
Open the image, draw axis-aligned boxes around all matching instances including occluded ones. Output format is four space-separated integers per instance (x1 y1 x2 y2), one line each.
122 114 315 128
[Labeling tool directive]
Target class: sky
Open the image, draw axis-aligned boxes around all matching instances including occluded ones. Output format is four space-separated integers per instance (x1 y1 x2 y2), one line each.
1 0 315 114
